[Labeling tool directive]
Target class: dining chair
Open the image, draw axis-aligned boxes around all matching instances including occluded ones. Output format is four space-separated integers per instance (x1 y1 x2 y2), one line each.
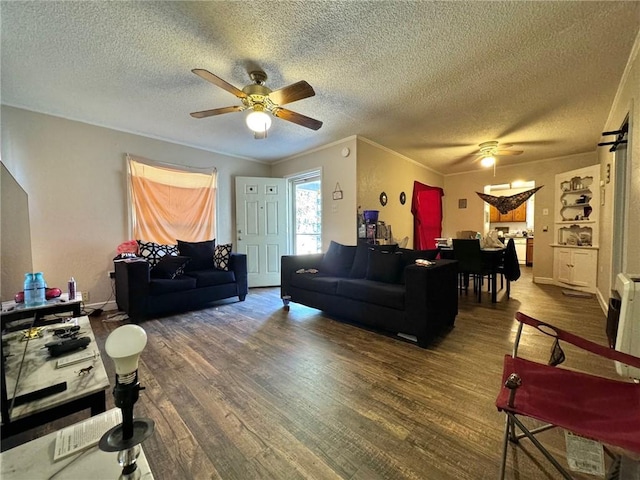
452 239 493 302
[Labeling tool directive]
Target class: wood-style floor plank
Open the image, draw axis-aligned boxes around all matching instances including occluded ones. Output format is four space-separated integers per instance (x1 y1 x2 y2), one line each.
7 268 626 479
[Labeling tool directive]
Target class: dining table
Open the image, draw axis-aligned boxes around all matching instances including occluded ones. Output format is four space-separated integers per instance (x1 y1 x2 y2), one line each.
439 246 505 303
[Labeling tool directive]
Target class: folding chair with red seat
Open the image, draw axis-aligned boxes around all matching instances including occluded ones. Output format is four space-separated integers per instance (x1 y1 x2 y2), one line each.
496 311 640 479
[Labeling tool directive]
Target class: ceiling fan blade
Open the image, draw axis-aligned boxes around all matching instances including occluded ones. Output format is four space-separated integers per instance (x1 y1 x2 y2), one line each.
274 108 323 130
190 105 243 118
496 150 524 156
269 81 315 106
192 69 247 99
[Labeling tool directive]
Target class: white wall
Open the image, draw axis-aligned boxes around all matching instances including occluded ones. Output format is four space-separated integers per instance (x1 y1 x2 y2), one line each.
1 106 269 306
271 136 358 250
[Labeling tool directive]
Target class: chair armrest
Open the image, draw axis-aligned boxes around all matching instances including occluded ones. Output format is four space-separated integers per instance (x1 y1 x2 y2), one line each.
515 311 640 369
229 253 248 297
281 254 324 297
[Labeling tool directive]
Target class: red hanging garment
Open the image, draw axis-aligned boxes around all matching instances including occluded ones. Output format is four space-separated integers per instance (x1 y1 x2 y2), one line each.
411 181 444 250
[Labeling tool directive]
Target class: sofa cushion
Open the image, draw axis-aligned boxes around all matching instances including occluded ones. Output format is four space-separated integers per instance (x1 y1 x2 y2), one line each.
320 241 357 277
137 240 179 267
336 279 405 310
185 269 236 287
366 249 403 284
349 242 398 278
149 276 197 295
290 273 341 295
151 255 191 279
178 239 215 271
213 243 232 271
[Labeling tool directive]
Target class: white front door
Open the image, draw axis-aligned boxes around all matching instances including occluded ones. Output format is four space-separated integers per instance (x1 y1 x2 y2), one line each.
235 177 288 287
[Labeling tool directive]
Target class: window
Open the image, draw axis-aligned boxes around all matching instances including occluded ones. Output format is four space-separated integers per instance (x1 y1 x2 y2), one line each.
128 155 217 244
289 171 322 254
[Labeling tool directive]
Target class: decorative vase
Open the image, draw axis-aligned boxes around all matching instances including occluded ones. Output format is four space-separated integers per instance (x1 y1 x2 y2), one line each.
583 205 593 219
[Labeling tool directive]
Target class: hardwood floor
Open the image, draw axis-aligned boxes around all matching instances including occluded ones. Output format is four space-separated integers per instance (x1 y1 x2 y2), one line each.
8 267 624 479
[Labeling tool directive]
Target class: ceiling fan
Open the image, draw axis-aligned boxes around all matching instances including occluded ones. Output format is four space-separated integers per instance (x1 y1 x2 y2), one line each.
190 68 323 139
474 141 523 168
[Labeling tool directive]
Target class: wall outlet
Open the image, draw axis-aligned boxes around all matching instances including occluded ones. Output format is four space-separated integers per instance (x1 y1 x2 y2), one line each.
82 291 90 303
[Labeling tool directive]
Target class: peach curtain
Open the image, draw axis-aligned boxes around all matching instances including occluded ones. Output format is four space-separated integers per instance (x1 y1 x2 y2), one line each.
128 156 217 245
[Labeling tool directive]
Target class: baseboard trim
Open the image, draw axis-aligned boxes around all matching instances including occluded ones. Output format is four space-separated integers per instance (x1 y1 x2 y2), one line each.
595 289 608 315
84 300 118 312
534 276 555 285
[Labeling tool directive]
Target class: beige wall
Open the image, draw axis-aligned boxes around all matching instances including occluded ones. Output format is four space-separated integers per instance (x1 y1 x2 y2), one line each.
443 152 598 282
356 138 444 249
271 136 358 250
598 31 640 305
1 106 269 306
1 163 33 300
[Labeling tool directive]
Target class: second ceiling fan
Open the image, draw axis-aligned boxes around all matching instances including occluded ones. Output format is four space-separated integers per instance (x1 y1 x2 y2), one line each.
190 68 323 139
475 141 523 167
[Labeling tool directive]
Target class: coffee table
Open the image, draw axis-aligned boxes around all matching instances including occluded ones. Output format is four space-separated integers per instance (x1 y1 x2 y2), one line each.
0 408 154 479
1 315 110 447
1 292 83 326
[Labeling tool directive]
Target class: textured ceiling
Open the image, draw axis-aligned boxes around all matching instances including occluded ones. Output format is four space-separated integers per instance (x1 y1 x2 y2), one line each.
2 1 639 174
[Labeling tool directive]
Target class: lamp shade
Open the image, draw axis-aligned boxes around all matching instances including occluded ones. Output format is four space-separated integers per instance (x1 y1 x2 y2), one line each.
246 110 272 132
480 155 496 168
105 324 148 376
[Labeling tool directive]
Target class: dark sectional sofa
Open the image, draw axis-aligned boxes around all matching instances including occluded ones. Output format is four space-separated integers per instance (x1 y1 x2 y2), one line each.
280 241 458 347
115 239 248 320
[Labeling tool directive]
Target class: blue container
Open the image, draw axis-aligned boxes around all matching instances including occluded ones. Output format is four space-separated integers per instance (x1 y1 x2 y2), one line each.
363 210 379 224
23 273 36 307
33 272 46 305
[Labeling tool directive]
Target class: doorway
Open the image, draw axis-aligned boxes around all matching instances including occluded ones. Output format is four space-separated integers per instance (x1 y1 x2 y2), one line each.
611 118 629 282
288 170 322 254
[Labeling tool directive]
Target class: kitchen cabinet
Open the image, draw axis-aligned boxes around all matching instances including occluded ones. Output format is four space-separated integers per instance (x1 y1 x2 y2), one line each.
489 206 500 223
489 201 527 223
513 202 527 222
526 238 533 266
551 165 599 292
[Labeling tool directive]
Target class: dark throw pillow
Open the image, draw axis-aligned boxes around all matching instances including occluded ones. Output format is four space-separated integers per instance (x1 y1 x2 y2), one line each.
150 255 191 279
366 249 403 283
177 239 215 271
214 243 232 271
350 241 398 278
320 241 357 277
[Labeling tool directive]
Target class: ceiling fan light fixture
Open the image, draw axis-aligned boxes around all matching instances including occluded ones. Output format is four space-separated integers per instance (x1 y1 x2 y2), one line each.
480 155 496 168
246 109 272 133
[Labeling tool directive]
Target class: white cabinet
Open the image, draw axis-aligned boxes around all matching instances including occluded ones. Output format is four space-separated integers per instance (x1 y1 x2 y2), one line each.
552 165 599 293
554 247 597 290
512 238 527 265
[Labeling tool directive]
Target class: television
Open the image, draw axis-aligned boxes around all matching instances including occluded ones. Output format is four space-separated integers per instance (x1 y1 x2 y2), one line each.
614 273 640 380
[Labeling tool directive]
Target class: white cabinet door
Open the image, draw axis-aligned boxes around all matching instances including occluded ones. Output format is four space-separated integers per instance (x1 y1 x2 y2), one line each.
556 248 573 284
570 249 597 288
513 239 527 265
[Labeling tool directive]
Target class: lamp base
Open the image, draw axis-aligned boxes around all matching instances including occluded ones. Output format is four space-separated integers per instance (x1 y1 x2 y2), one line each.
98 418 155 452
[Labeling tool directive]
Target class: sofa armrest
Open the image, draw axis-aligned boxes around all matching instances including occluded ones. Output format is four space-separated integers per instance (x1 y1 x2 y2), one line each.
280 254 324 298
404 259 459 341
229 253 248 300
114 259 151 318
